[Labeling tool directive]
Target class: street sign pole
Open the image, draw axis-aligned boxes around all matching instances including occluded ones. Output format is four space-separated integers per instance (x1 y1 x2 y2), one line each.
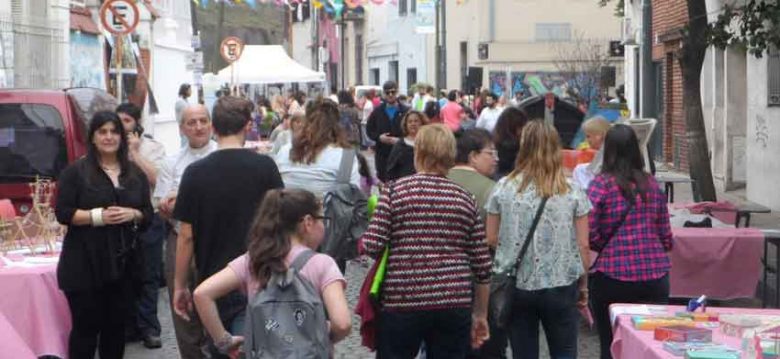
220 36 245 94
116 35 123 102
100 0 140 101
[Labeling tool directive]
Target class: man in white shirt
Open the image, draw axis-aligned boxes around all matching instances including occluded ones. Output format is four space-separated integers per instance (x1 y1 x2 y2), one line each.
116 103 166 349
476 92 504 133
155 104 217 359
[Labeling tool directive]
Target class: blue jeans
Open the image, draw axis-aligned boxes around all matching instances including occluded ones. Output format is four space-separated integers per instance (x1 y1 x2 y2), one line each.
136 214 165 336
378 308 472 359
507 282 579 359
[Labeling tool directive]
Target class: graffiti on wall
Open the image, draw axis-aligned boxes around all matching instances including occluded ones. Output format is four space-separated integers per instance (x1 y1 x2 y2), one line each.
509 72 599 103
70 32 105 89
488 71 508 97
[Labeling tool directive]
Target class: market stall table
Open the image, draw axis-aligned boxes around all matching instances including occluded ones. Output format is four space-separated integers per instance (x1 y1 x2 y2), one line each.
656 173 699 203
0 311 37 359
610 304 780 359
0 255 70 358
669 227 764 299
591 227 764 300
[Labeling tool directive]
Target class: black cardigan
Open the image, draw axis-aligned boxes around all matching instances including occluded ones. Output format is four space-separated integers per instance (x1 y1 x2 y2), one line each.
385 139 416 181
55 158 153 292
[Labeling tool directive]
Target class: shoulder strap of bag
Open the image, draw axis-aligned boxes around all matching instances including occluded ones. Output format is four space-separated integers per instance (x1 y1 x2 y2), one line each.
337 148 356 184
590 202 634 269
290 249 316 272
513 196 549 274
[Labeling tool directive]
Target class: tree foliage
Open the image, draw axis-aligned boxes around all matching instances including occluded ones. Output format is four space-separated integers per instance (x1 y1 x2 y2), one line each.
598 0 625 17
708 0 780 57
551 31 616 107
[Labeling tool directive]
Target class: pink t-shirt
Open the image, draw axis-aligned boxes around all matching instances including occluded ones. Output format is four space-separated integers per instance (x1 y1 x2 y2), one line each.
440 102 464 132
228 245 346 298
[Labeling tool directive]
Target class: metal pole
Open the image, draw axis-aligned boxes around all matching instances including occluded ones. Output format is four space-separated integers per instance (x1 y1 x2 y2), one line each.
435 0 440 90
116 35 123 102
440 0 447 89
640 0 653 118
215 1 225 73
341 17 346 90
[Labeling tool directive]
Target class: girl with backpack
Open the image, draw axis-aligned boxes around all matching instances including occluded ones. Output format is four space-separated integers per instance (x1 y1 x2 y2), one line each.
192 189 351 358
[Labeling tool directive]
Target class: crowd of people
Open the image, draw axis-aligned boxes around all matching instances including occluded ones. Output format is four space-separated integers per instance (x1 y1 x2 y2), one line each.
53 79 671 359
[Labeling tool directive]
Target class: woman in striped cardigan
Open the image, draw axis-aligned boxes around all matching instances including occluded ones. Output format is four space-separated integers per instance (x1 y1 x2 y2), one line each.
360 123 493 359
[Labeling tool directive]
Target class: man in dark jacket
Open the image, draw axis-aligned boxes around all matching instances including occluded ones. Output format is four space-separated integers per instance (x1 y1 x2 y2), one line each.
366 81 409 182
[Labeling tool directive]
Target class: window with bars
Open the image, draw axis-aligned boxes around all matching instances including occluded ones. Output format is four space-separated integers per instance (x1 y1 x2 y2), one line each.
769 46 780 106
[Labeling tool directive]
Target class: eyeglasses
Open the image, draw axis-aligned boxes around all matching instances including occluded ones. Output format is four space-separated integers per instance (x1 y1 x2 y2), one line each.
385 90 397 95
481 149 499 158
310 214 331 227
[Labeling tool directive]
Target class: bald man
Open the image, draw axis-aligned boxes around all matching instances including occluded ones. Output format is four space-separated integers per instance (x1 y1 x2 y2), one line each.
155 104 217 359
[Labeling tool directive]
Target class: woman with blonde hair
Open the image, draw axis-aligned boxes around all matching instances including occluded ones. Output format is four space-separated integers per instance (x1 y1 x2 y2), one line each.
385 110 429 181
573 116 612 189
274 99 360 198
360 124 492 358
486 120 591 359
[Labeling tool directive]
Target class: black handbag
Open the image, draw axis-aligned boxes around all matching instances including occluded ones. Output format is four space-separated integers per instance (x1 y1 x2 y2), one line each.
489 196 548 329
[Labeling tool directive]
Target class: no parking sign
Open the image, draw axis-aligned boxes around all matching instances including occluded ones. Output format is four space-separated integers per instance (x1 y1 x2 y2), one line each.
100 0 140 35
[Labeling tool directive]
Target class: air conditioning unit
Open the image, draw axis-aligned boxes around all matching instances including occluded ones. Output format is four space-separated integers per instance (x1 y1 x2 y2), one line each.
621 17 637 46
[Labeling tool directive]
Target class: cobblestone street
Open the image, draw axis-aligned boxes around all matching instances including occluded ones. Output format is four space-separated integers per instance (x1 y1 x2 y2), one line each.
126 258 601 359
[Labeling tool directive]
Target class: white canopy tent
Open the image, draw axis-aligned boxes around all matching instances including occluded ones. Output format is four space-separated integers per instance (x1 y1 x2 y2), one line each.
215 45 325 84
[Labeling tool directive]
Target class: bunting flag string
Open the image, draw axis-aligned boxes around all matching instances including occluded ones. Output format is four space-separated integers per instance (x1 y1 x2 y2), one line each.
195 0 456 10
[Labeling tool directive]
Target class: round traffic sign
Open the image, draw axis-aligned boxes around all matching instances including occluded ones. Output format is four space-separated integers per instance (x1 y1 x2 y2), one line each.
100 0 140 35
220 37 245 64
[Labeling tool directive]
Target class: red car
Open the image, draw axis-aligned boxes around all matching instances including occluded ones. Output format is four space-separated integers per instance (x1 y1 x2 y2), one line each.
0 88 117 215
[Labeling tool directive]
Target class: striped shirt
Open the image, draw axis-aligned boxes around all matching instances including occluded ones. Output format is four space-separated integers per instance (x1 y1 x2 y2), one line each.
588 174 673 282
360 174 493 311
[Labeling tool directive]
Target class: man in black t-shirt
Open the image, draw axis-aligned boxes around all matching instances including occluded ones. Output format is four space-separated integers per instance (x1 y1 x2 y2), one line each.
172 96 283 355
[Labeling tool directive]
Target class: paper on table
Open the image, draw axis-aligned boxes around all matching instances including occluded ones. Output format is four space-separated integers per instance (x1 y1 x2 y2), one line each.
609 305 668 326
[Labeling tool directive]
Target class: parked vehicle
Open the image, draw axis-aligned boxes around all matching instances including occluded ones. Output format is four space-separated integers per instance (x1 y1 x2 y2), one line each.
0 88 117 215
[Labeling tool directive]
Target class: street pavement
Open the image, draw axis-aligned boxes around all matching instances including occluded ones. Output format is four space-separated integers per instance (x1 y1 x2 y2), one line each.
126 258 602 359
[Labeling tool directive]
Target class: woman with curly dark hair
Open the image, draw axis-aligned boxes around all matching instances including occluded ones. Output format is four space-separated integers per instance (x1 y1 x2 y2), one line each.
492 107 529 179
193 189 351 357
385 110 429 181
274 98 361 198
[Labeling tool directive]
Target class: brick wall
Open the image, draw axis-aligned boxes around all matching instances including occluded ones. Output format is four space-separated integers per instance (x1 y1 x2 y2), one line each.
653 0 689 171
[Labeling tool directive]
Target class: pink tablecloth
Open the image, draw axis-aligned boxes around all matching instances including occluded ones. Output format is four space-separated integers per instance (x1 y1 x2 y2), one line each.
611 304 780 359
0 263 70 358
670 227 764 299
590 227 763 299
0 312 37 359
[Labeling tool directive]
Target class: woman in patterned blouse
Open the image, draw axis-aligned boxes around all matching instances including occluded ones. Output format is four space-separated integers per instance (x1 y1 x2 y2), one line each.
587 124 673 359
486 120 591 359
360 124 493 358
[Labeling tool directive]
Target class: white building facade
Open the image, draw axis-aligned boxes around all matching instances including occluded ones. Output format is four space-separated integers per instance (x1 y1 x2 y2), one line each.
364 0 435 94
445 0 622 98
0 0 71 89
143 0 195 154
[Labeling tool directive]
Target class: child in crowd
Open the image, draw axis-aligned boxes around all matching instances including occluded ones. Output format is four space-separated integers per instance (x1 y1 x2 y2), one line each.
192 189 351 357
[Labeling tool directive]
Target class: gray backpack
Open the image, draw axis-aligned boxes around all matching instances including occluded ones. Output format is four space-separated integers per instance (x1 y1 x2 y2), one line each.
320 148 369 261
243 250 330 359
